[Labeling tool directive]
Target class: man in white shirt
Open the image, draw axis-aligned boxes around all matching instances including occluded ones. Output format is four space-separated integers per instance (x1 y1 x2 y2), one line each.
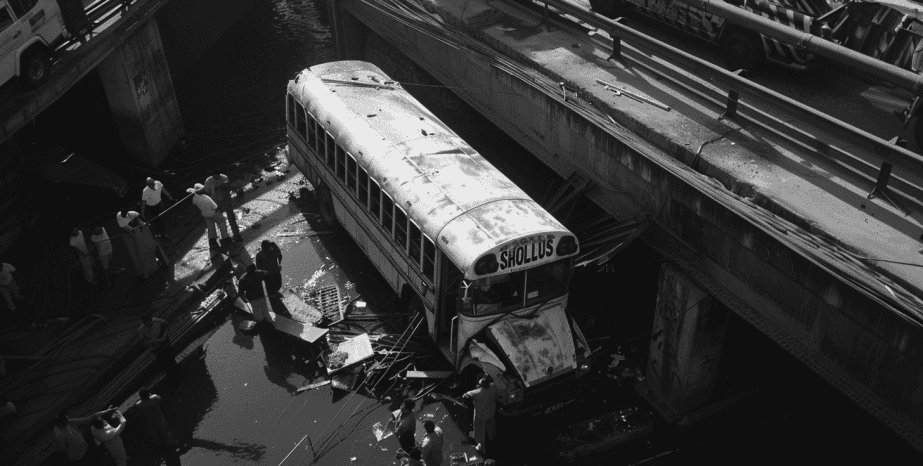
141 177 174 239
0 262 22 311
189 183 230 247
69 228 96 284
204 170 241 242
116 210 141 231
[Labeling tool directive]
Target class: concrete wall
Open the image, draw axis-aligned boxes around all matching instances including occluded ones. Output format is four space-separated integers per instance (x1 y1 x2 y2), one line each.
643 263 728 421
98 17 182 167
334 0 923 450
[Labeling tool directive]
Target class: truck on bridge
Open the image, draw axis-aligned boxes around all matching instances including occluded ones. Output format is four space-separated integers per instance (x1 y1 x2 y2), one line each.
0 0 71 89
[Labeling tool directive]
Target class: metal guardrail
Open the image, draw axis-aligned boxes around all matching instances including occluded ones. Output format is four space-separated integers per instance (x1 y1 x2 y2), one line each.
537 0 923 209
57 0 136 51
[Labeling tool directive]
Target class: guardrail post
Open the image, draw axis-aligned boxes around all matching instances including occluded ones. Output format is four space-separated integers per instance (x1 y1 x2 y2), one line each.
719 69 747 121
607 17 626 62
868 147 910 215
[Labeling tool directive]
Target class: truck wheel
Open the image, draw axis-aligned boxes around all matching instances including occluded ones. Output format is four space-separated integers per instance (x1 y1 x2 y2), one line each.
316 186 337 227
589 0 620 18
719 29 763 72
21 49 51 89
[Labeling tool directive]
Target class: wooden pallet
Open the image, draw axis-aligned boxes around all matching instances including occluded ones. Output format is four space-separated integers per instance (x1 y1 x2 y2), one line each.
305 285 343 325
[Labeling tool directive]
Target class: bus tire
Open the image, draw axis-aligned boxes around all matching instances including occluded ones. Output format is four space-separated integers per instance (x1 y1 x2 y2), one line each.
718 29 763 72
316 186 337 227
21 48 51 89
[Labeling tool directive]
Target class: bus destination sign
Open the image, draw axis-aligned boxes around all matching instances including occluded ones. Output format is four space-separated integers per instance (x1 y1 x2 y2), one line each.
498 235 555 271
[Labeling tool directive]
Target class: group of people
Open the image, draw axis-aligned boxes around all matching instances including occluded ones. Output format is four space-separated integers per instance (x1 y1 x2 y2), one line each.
392 376 499 466
52 387 176 465
63 170 243 288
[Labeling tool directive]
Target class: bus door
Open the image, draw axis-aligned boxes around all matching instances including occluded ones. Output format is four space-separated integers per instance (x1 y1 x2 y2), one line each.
437 255 464 359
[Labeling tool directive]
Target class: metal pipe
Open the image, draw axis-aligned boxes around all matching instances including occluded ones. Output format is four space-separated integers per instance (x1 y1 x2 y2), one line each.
677 0 923 94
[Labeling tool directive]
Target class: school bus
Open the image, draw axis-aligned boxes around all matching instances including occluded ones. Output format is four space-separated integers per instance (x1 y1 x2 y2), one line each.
0 0 69 89
286 60 593 417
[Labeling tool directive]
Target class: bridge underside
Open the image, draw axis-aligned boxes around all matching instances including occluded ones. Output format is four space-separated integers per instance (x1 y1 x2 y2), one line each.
330 0 923 451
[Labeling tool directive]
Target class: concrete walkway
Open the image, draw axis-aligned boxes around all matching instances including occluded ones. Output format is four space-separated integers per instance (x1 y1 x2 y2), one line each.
0 149 298 465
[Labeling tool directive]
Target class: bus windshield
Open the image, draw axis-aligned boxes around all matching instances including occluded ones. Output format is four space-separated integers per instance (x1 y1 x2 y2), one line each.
462 260 570 316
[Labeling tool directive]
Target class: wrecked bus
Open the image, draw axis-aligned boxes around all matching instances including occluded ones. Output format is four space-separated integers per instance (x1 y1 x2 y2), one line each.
285 60 593 417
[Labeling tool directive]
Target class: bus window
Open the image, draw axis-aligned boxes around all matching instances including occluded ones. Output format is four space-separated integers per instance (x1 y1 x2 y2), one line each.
307 113 316 150
335 145 346 181
408 220 421 267
286 94 295 127
358 167 369 207
347 153 357 193
394 206 408 252
381 192 394 235
296 104 306 136
9 0 38 17
326 131 335 168
470 273 524 315
318 128 328 164
369 180 381 222
524 261 569 306
423 236 435 282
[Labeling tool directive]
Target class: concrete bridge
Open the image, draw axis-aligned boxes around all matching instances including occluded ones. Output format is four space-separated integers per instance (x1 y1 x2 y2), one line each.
329 0 923 452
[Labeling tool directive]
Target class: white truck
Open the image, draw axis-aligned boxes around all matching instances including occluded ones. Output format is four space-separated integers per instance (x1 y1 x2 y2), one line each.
0 0 69 89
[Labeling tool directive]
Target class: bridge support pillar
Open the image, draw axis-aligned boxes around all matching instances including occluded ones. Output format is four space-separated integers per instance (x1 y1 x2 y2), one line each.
328 2 367 60
639 263 729 422
98 17 183 167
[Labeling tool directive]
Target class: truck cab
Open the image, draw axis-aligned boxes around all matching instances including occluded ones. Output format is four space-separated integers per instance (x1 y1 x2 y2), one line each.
0 0 69 89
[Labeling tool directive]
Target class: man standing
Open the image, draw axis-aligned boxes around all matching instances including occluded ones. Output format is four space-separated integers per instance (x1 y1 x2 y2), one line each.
395 398 418 454
238 264 270 324
421 420 444 466
69 228 96 285
141 177 174 239
134 387 176 450
189 183 230 248
116 209 141 231
139 313 180 378
255 240 283 296
91 409 128 466
204 170 241 242
52 412 88 464
0 262 22 311
90 226 113 288
463 376 498 455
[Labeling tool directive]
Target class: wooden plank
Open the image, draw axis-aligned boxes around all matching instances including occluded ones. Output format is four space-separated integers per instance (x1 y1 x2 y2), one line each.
405 371 454 379
295 380 330 393
268 312 328 343
327 333 374 374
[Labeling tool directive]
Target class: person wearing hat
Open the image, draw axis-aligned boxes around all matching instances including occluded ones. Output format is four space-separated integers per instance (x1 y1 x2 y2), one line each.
203 170 242 242
140 177 174 239
189 183 230 247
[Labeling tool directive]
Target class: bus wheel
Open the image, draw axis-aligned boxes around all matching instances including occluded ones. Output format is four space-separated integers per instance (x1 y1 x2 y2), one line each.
21 49 51 89
316 186 337 227
719 29 763 72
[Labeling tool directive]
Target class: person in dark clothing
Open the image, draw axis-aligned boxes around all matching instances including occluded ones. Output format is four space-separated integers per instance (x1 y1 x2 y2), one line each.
255 240 283 296
134 387 176 450
138 313 180 378
238 264 270 323
395 398 417 454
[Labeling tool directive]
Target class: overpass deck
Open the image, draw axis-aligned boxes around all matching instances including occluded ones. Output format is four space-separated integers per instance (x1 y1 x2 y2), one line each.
337 0 923 451
0 0 170 148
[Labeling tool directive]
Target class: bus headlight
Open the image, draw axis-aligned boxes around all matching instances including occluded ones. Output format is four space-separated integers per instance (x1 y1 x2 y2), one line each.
556 235 578 256
474 254 499 275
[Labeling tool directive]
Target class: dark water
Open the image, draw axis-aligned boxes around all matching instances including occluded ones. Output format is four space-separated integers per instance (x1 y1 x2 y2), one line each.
85 0 921 464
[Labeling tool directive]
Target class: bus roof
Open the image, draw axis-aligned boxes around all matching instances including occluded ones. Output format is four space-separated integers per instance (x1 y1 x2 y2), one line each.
288 61 574 277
